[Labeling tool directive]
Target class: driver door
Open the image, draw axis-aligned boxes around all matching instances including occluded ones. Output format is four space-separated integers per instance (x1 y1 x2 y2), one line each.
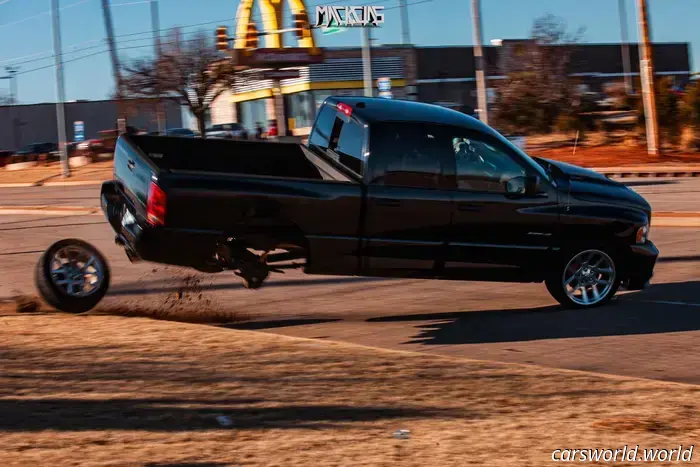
445 132 559 279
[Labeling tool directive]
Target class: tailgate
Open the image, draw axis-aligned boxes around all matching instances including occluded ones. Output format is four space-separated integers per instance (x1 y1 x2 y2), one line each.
113 135 160 221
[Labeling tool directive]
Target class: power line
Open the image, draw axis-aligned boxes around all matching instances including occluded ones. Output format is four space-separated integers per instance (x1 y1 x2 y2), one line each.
5 0 432 74
0 0 93 29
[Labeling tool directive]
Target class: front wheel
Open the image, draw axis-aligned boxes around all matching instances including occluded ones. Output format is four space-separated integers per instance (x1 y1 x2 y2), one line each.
35 239 110 313
545 248 620 309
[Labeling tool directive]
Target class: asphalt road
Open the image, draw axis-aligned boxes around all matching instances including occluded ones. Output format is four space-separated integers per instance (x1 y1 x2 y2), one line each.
0 179 699 385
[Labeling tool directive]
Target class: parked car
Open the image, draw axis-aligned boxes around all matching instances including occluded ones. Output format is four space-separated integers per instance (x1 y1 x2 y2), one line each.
207 123 247 140
13 142 58 162
165 128 198 138
42 97 658 313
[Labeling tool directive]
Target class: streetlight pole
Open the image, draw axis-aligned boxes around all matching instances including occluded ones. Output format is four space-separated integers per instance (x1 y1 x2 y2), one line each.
51 0 70 178
471 0 488 125
637 0 660 156
618 0 633 94
361 27 373 97
151 0 166 134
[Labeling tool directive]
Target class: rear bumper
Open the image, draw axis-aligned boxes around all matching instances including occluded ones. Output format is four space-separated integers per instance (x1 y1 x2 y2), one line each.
101 181 221 268
623 241 659 290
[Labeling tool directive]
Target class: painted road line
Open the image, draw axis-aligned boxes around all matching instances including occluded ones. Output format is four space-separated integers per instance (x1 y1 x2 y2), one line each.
0 206 101 216
42 180 105 187
653 217 700 227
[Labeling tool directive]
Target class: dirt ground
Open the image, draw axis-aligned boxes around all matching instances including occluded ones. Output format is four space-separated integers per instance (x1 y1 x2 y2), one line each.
2 312 700 466
530 144 700 168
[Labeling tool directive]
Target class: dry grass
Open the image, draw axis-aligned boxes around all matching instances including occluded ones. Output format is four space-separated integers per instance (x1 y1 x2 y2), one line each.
2 314 700 466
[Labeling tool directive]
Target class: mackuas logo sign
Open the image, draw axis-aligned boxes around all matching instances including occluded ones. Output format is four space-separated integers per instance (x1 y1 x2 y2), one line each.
313 6 385 28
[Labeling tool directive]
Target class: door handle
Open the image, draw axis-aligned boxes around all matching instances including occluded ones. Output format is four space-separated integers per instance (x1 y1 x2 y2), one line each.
458 204 481 212
374 198 401 208
127 159 136 171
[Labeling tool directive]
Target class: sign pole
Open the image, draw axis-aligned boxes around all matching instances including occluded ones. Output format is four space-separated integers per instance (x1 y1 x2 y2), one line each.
362 28 373 97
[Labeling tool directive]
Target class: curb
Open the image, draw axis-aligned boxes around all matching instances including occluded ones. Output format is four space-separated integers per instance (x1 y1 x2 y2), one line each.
593 167 700 178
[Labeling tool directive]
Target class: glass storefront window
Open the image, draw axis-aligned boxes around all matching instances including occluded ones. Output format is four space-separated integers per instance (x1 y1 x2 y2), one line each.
286 91 315 129
239 98 269 133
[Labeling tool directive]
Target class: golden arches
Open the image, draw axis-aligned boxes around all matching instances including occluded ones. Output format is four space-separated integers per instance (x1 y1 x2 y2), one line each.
234 0 316 50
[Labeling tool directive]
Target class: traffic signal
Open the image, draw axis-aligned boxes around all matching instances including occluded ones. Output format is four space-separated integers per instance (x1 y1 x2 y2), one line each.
293 12 310 40
216 26 229 51
245 22 259 49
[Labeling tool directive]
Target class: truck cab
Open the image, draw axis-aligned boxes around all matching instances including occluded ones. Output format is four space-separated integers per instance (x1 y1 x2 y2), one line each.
306 96 658 307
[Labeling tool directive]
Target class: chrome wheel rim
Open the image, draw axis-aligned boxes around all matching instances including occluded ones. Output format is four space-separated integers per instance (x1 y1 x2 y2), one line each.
50 246 104 298
562 249 616 306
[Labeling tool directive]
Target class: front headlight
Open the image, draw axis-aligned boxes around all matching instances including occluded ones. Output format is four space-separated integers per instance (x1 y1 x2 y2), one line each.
636 222 650 244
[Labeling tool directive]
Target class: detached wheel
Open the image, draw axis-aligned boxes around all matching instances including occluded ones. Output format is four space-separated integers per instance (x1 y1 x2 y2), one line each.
546 248 620 309
35 239 110 313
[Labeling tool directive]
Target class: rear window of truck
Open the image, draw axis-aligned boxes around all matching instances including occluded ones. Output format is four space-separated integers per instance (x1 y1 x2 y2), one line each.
309 103 365 176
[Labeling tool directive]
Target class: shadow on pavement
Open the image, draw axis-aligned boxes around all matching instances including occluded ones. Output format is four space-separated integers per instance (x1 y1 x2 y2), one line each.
222 318 342 330
0 398 451 432
623 180 680 187
367 281 700 345
658 255 700 263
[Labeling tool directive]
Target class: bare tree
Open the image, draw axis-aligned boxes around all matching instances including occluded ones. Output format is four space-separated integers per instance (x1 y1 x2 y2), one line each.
493 14 585 134
121 31 235 136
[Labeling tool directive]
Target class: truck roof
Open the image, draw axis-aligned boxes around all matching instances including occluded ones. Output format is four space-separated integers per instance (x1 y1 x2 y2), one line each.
325 96 491 132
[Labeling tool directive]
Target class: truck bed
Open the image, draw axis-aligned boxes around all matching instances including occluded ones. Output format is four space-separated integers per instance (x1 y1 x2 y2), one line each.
108 135 363 272
125 135 342 180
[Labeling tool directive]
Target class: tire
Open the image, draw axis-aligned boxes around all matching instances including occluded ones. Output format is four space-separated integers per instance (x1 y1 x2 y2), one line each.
545 247 621 309
35 239 110 313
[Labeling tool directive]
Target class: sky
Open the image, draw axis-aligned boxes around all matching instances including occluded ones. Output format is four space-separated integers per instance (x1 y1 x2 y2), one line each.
0 0 696 104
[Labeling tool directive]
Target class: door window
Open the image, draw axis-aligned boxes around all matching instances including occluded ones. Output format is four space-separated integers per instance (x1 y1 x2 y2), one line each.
367 122 453 189
453 136 526 193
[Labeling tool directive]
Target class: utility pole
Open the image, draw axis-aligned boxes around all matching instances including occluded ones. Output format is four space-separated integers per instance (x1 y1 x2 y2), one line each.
398 0 411 45
618 0 633 94
151 0 166 134
361 27 373 97
101 0 124 127
471 0 488 125
51 0 70 178
637 0 659 155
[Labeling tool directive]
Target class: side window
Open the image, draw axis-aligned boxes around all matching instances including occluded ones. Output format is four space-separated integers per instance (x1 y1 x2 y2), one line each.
368 123 452 189
333 119 364 175
453 136 526 193
308 104 337 149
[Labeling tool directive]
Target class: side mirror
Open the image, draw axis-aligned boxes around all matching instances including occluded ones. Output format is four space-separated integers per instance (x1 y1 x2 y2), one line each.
505 175 540 197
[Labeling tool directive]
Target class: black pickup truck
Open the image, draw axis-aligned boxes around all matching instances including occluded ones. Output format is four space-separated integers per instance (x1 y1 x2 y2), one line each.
36 97 658 313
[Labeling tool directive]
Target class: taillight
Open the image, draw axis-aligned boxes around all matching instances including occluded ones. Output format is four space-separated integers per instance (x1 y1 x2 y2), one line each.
337 102 352 117
146 181 166 226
